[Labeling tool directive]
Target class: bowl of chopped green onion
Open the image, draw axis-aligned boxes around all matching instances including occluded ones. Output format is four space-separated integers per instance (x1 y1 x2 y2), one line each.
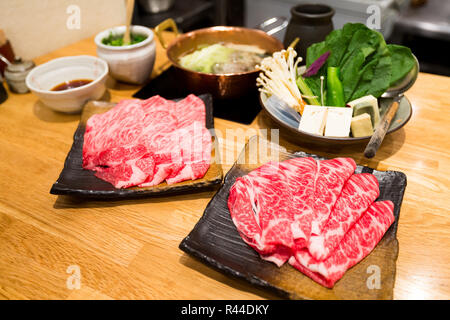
95 25 156 84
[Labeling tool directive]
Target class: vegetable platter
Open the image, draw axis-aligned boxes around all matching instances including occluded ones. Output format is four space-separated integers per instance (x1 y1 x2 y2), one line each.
257 23 417 146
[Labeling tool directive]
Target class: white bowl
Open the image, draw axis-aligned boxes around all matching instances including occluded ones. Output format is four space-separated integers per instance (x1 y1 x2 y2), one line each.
26 55 108 113
95 25 156 84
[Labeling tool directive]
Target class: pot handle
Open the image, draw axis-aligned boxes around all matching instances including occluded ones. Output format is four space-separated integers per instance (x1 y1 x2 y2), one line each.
257 17 288 36
155 18 180 49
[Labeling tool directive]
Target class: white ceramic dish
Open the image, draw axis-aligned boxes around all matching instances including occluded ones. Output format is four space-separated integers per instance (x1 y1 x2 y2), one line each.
26 55 108 113
95 25 156 84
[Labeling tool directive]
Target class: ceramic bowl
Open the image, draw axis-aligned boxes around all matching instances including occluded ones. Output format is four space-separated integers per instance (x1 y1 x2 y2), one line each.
26 55 108 113
95 25 156 84
260 92 413 146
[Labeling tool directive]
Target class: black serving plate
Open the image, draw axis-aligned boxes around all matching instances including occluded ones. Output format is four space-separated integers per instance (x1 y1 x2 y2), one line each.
180 136 406 300
50 94 223 199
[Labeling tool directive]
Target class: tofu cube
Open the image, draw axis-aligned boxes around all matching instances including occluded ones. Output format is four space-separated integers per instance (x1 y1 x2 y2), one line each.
298 105 328 136
351 113 373 137
347 95 380 128
324 107 353 137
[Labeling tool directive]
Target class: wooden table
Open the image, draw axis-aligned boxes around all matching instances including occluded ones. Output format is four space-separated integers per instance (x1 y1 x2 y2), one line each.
0 35 449 300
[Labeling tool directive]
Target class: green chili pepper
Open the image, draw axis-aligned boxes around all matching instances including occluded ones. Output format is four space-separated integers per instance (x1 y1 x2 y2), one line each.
326 67 345 107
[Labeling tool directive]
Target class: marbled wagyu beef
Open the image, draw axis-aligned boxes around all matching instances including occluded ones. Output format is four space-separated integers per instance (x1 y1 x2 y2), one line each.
228 157 394 288
82 95 211 188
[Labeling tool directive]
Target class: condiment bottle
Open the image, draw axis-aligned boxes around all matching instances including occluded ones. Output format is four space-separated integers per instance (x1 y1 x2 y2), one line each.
0 29 15 77
4 57 35 94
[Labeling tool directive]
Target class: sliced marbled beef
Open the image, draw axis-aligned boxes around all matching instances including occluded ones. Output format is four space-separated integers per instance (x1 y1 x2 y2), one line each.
289 200 395 288
82 94 211 188
279 157 317 246
309 158 356 236
83 99 144 170
228 156 393 287
228 161 294 266
228 158 357 267
165 122 212 185
174 94 206 129
308 173 380 261
291 158 356 249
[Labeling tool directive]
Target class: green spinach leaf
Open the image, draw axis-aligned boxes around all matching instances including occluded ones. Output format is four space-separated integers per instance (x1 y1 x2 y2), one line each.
301 23 415 104
388 44 416 86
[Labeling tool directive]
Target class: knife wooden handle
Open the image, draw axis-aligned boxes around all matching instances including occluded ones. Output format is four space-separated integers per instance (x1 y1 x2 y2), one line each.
364 100 400 158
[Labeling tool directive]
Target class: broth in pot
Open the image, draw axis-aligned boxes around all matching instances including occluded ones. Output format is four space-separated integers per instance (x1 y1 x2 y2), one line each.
179 43 270 74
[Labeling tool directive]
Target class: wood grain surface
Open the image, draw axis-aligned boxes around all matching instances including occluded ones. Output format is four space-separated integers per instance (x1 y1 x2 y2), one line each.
0 33 449 300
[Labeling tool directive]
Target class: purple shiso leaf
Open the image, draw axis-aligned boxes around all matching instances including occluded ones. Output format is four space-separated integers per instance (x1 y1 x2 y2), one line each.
303 51 331 78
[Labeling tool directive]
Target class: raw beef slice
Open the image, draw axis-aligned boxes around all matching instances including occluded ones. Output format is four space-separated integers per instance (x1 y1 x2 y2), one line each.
245 162 294 250
141 95 177 114
289 200 395 288
82 94 211 189
278 157 317 245
139 94 210 187
138 109 184 187
165 122 212 185
94 155 155 189
83 99 145 170
292 158 356 248
82 99 160 188
309 158 356 237
308 173 380 261
93 143 156 188
228 161 295 266
175 94 206 128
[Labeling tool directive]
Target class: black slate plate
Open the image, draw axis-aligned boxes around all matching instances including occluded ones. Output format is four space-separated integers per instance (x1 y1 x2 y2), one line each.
50 94 223 199
180 136 406 300
133 66 261 125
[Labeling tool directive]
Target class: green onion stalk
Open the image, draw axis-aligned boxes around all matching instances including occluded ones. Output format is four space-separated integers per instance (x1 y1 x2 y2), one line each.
296 76 320 106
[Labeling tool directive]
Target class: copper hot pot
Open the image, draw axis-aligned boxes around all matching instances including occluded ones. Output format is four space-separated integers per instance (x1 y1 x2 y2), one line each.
155 19 284 99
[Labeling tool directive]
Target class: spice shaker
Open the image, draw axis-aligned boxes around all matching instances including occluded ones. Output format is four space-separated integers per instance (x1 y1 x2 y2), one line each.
4 57 35 94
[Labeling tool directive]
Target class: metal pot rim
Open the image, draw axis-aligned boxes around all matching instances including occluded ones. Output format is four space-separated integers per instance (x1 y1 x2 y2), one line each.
165 26 284 77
